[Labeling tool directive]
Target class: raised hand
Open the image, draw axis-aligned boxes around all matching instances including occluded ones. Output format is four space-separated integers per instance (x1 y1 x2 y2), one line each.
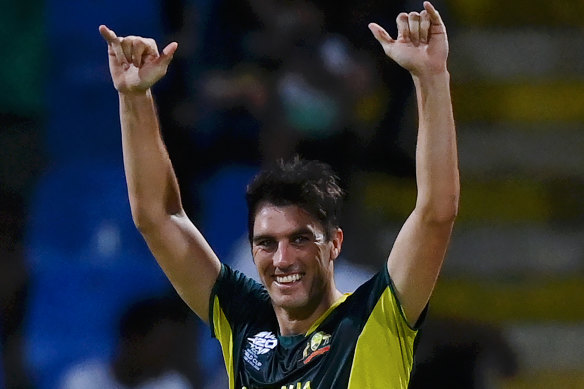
368 1 448 76
99 25 178 93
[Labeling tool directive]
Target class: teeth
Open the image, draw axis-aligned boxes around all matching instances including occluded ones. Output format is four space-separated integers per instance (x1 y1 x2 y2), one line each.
276 274 302 283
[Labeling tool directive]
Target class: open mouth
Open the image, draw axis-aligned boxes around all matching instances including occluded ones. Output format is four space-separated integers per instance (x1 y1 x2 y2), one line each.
275 273 303 284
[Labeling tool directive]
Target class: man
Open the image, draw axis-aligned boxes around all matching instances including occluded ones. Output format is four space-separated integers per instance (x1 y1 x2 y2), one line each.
99 1 458 387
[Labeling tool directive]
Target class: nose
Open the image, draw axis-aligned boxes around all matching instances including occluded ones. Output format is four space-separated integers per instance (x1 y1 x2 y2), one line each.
273 241 293 269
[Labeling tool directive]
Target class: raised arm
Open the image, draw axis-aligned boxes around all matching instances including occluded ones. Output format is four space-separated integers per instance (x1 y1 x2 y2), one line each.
99 26 221 323
368 2 459 326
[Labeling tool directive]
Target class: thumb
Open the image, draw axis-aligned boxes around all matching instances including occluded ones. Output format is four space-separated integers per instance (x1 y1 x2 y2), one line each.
157 42 178 66
368 23 394 45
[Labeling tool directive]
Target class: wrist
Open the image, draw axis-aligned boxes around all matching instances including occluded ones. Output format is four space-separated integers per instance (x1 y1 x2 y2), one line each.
118 89 154 108
118 89 154 113
412 69 450 90
118 88 152 98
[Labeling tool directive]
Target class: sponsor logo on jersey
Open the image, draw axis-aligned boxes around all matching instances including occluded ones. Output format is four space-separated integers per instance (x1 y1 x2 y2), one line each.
302 331 331 364
243 331 278 370
247 331 278 354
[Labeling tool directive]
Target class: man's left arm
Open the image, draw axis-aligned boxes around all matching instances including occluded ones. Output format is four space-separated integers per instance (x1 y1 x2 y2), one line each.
369 1 459 326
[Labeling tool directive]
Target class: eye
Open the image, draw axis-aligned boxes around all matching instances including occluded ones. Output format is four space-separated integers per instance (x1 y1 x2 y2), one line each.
291 235 310 245
255 238 276 250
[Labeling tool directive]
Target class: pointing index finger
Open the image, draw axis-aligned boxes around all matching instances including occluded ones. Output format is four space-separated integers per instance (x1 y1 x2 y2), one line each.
99 25 128 67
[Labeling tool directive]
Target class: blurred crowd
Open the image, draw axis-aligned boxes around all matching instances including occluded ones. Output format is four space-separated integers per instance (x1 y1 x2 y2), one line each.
0 0 517 388
160 0 418 216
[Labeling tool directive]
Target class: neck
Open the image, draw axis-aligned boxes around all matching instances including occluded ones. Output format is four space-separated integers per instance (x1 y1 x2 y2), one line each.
275 288 344 336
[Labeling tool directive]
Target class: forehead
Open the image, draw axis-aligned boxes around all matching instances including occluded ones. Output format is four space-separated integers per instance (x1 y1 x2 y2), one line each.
253 203 322 236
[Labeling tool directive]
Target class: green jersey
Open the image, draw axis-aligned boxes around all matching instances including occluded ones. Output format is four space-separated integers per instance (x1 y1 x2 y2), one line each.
209 264 420 389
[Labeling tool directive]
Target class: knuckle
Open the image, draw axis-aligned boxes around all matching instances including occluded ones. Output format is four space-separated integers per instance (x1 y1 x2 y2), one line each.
120 37 131 48
132 39 144 50
148 38 159 51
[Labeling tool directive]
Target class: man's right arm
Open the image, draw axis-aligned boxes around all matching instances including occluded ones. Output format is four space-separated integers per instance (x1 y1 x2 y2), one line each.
100 26 221 323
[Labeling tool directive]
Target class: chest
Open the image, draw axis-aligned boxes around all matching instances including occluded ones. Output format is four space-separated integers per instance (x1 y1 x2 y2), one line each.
236 317 361 388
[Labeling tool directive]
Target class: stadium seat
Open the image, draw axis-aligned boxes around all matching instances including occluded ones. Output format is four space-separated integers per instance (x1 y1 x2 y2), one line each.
24 162 171 389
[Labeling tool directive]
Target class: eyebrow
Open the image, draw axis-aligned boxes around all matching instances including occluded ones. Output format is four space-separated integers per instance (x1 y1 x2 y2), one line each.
252 228 315 244
251 234 274 244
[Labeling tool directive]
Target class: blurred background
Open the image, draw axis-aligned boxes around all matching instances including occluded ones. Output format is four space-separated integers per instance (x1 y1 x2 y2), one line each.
1 0 583 388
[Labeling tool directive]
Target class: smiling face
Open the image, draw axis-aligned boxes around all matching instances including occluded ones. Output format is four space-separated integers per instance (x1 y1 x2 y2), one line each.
251 203 343 320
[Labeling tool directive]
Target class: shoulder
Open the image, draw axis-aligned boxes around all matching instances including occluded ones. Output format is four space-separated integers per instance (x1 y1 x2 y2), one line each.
210 264 275 336
349 266 389 299
349 265 424 331
213 263 269 302
342 266 413 326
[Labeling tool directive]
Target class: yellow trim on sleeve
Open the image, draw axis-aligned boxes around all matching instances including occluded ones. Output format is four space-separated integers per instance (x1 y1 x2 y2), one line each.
347 287 418 389
212 296 236 389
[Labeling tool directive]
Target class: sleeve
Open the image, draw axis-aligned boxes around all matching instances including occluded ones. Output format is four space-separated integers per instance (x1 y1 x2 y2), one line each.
207 265 272 387
347 266 424 387
351 266 426 329
208 263 270 339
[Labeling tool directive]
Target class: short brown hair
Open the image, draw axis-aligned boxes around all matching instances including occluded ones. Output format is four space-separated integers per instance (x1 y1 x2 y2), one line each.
245 156 344 242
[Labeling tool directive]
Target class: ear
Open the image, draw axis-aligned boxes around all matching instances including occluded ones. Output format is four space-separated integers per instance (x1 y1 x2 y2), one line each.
329 228 344 260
